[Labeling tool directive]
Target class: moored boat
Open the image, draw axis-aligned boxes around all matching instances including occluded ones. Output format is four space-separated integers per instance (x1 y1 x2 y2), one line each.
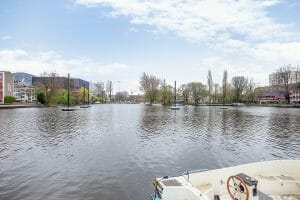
171 104 180 110
145 102 153 106
231 103 244 106
151 159 300 200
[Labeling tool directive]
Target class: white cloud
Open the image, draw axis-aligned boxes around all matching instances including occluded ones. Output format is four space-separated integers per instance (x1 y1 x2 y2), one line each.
0 49 128 82
1 35 12 40
2 1 298 91
0 49 28 58
74 0 287 42
251 42 300 62
128 27 139 33
74 0 300 87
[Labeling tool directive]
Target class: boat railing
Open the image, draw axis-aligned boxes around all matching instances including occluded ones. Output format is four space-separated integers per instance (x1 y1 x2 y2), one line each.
181 169 209 182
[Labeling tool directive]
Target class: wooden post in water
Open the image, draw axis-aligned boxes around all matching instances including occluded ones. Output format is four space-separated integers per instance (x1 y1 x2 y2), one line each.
83 83 86 105
87 83 90 105
62 73 75 111
174 81 177 105
67 73 70 109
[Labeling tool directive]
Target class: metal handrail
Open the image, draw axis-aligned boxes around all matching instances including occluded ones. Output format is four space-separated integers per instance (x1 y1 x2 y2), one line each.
181 169 209 182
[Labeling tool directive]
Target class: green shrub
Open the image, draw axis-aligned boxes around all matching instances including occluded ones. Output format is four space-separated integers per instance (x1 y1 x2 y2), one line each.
37 93 46 105
4 96 16 104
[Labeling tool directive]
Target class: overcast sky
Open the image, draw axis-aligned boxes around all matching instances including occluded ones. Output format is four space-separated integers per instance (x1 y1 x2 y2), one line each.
1 0 300 93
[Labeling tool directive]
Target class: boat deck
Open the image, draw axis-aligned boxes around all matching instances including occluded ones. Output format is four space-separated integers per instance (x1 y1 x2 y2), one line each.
217 194 300 200
193 174 300 200
156 160 300 200
256 175 300 182
269 195 300 200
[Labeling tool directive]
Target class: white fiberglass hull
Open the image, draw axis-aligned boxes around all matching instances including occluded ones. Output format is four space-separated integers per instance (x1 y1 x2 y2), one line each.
152 159 300 200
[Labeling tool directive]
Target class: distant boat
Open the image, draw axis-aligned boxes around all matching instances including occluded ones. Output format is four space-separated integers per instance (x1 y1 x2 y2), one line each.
145 102 153 106
170 81 179 110
62 73 75 111
231 102 244 106
220 107 229 110
151 159 300 200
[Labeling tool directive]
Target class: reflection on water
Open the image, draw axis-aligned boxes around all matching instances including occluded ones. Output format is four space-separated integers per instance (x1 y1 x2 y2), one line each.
0 105 299 200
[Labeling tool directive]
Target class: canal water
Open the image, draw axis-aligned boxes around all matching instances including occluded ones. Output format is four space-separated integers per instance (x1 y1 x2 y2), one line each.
0 105 299 200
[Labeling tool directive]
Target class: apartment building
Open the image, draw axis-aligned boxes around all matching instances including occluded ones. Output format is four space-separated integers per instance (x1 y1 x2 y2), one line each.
269 70 300 86
0 71 14 104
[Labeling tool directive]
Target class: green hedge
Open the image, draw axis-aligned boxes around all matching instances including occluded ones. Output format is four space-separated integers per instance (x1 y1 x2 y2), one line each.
4 96 16 104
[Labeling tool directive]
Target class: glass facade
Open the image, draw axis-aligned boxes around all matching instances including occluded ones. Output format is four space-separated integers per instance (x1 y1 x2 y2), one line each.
13 72 35 86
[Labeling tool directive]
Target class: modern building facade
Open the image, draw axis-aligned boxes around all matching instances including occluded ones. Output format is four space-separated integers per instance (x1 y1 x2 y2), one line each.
13 72 35 86
32 76 68 89
14 83 36 103
0 71 14 104
72 78 89 90
269 70 300 86
32 76 89 90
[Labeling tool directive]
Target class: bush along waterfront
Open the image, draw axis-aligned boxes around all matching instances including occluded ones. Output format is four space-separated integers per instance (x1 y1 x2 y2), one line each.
35 88 87 106
4 96 16 104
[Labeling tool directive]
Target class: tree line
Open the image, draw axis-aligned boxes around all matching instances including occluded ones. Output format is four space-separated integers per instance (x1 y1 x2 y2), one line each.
35 72 89 105
140 70 256 105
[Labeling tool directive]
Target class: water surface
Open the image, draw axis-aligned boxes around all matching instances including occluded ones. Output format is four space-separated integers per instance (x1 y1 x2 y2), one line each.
0 105 299 200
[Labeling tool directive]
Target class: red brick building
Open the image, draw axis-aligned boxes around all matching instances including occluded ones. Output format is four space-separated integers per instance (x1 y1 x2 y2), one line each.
0 71 14 104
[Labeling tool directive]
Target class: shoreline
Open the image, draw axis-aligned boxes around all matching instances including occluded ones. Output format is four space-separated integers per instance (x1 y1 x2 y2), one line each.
0 104 45 109
202 103 300 108
1 103 300 109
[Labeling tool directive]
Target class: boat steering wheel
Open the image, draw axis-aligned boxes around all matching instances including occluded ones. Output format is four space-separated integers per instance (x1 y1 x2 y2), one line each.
227 175 249 200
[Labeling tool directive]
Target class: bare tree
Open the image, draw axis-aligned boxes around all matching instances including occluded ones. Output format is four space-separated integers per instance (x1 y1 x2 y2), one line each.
297 65 299 85
140 72 160 103
178 84 189 105
39 72 60 103
94 81 105 102
115 91 128 102
186 82 207 105
214 83 219 103
95 81 104 95
222 70 228 105
160 79 173 106
245 79 256 103
231 76 248 103
276 65 293 104
207 70 213 103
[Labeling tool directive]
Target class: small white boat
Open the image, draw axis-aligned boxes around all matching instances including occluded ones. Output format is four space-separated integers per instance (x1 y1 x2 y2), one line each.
231 103 244 106
145 102 153 106
151 159 300 200
171 104 180 110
